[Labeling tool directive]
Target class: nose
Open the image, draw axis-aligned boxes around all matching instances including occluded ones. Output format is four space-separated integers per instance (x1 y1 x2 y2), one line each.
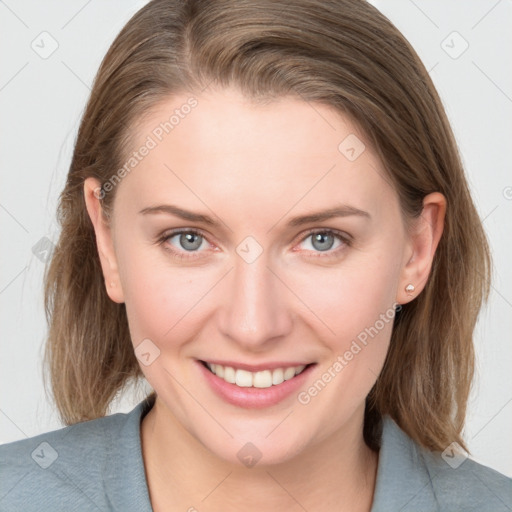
217 251 293 351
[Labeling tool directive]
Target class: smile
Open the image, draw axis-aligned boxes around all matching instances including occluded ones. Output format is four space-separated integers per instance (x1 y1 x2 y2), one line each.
202 361 310 388
197 359 317 408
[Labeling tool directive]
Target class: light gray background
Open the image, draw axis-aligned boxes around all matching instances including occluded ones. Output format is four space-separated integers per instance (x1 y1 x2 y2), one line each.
1 0 511 477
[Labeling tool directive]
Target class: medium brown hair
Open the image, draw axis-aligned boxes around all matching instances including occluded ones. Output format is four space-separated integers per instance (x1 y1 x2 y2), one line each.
43 0 491 453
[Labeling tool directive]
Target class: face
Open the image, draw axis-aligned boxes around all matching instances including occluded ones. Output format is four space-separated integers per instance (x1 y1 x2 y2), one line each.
85 86 438 467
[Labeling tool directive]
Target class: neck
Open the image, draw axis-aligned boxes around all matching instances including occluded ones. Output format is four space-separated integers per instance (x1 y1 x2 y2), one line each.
141 397 379 512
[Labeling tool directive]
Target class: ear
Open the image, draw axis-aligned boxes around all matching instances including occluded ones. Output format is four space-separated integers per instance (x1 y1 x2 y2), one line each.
396 192 446 305
83 177 125 303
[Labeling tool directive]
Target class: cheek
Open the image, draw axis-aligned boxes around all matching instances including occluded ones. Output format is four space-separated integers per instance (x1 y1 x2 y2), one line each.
286 247 401 413
287 249 401 347
290 255 399 423
117 244 212 347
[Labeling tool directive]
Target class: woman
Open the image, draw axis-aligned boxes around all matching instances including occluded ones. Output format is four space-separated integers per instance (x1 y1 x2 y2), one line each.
1 0 510 510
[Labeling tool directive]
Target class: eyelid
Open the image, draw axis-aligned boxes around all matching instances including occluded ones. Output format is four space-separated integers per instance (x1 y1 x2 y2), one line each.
159 227 210 242
297 227 352 244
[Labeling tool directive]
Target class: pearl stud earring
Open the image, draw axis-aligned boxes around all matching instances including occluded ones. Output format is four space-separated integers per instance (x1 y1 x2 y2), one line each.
405 284 415 294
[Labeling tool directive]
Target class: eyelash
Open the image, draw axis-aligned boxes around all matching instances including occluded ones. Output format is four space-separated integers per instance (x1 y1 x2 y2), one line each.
157 228 352 261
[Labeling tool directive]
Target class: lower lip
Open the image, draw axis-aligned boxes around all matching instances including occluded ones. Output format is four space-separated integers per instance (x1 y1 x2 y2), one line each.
196 360 316 409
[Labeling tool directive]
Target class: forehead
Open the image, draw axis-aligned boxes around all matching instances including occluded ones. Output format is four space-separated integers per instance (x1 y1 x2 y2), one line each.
132 87 366 163
113 87 398 223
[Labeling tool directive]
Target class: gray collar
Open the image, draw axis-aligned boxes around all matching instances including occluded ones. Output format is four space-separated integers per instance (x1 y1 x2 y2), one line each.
107 399 512 511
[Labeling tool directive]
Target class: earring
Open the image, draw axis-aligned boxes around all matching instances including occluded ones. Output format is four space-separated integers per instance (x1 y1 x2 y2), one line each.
110 281 115 287
405 283 415 295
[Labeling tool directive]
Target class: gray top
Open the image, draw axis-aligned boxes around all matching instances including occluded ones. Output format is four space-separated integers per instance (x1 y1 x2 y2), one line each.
1 397 511 511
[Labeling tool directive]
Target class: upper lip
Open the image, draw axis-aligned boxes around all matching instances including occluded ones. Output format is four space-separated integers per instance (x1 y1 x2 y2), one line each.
200 359 315 372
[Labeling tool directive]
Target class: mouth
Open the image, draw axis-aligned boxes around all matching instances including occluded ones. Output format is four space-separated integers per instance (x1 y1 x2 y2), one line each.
197 358 317 408
199 360 315 389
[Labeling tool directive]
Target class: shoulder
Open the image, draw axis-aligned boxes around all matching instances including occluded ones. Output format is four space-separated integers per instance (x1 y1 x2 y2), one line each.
0 399 153 512
371 415 512 512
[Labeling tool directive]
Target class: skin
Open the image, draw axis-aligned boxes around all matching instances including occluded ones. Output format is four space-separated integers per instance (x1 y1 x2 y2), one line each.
84 86 446 512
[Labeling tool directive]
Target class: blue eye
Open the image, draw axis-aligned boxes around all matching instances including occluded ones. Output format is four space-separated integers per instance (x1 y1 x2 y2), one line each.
298 230 350 256
167 231 206 252
309 232 336 251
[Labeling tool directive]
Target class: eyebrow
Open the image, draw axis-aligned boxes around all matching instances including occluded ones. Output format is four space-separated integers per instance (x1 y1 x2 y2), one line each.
286 205 371 226
139 204 217 225
138 203 371 226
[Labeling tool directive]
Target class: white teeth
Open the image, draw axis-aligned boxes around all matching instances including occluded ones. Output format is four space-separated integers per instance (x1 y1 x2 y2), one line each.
253 370 272 388
215 364 225 378
235 369 253 387
283 367 296 380
272 368 284 385
223 366 236 384
206 362 307 388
